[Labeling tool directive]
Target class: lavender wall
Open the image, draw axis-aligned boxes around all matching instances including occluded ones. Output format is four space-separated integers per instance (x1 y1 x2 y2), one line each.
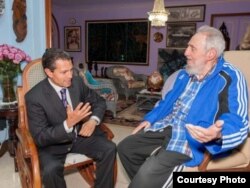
52 0 250 76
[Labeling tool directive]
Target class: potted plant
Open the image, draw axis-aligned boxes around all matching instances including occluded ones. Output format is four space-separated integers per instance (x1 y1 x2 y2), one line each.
0 44 31 102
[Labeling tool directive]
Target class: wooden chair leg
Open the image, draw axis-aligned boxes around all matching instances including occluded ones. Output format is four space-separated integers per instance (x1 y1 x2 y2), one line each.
114 158 118 185
16 143 33 188
77 158 118 187
77 161 95 187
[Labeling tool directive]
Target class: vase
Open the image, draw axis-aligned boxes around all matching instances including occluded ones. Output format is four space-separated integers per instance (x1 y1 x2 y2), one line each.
0 76 17 103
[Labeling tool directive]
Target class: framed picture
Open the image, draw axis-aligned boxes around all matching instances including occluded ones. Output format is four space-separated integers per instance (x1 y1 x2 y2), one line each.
166 5 205 22
86 19 150 65
211 12 250 50
158 48 186 80
166 22 196 48
64 26 81 52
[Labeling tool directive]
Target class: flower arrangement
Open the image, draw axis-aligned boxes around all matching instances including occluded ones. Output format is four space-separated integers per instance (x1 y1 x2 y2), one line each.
0 44 31 79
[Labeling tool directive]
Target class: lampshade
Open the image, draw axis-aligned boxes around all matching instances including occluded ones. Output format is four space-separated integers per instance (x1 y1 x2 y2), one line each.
148 0 170 27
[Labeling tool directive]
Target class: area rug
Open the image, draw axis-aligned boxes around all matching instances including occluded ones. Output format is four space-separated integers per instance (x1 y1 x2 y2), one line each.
104 100 147 127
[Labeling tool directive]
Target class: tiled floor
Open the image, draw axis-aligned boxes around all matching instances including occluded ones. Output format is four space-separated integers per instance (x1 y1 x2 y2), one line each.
0 152 20 188
0 123 132 188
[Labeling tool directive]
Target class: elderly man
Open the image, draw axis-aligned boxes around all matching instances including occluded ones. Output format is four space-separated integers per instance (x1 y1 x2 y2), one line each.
118 25 249 188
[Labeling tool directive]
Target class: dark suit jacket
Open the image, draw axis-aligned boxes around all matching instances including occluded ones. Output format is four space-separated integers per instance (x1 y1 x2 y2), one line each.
25 75 106 154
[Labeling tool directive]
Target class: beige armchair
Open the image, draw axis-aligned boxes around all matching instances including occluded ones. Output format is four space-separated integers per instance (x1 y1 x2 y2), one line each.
183 50 250 172
105 65 147 101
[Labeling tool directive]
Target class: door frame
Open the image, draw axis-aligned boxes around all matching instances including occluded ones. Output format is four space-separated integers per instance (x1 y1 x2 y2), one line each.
45 0 52 48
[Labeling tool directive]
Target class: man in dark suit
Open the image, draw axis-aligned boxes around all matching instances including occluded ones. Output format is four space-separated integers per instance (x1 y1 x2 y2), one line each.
25 48 116 188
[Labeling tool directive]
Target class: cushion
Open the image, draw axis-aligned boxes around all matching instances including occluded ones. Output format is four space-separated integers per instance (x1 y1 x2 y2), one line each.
84 70 111 94
113 67 134 81
64 153 91 166
85 70 100 85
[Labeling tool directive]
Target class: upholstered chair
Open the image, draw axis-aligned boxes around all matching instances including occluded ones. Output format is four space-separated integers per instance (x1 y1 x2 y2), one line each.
78 67 118 117
105 65 147 101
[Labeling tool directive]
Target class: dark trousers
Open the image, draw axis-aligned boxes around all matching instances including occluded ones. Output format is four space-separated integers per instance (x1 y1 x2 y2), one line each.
117 127 191 188
39 127 116 188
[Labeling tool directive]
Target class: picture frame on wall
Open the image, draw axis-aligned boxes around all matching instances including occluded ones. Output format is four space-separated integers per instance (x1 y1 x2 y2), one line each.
166 22 196 48
158 48 186 81
86 19 150 65
211 12 250 50
64 26 81 52
166 5 205 22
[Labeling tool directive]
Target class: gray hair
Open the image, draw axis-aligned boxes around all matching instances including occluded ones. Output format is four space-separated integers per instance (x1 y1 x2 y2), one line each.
196 25 225 56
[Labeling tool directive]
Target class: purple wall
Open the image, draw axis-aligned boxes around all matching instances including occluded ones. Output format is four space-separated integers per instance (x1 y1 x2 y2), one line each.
52 0 250 76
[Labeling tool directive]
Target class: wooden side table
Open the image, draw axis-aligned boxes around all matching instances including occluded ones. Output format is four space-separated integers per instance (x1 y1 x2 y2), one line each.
0 103 18 172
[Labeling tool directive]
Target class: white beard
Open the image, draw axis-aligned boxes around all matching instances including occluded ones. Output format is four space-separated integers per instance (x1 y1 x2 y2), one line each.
185 60 206 76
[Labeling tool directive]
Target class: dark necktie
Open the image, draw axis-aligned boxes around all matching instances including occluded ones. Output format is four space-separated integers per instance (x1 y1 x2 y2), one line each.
60 89 78 137
60 88 68 108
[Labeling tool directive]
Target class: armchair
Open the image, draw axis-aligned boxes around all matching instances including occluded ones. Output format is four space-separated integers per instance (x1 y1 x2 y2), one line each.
15 58 117 188
78 69 118 117
189 50 250 172
105 65 147 101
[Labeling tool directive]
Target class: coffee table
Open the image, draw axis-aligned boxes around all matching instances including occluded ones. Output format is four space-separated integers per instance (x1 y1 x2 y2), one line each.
136 89 161 111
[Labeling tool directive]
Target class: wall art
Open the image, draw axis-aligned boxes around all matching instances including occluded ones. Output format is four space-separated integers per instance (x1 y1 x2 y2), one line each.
86 19 150 65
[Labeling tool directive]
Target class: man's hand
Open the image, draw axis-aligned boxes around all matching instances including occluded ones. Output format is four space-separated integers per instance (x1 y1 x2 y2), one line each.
78 119 97 137
66 102 92 128
132 121 151 134
185 120 224 143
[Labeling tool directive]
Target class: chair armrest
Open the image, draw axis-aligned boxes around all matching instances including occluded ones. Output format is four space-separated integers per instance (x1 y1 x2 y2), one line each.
95 78 113 84
18 105 27 129
88 82 119 101
16 128 39 160
134 74 148 82
98 79 117 93
88 82 116 91
16 128 41 187
79 72 118 98
99 124 114 140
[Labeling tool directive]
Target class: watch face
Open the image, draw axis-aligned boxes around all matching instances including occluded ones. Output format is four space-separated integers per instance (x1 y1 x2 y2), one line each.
153 32 163 43
69 18 76 25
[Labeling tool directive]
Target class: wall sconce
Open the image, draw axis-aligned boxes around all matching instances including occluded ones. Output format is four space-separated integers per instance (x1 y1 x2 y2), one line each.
148 0 170 27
